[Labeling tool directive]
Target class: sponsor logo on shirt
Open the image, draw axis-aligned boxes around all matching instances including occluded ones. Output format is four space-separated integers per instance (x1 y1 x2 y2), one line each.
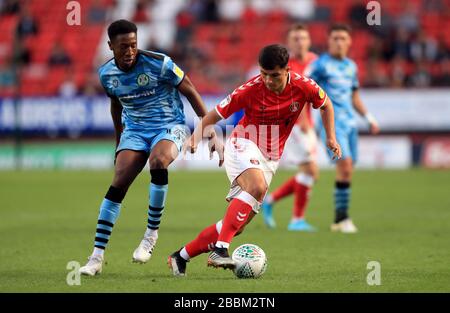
119 89 155 100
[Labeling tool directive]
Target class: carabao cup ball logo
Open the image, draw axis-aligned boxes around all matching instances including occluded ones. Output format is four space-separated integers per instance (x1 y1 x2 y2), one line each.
137 73 149 86
232 244 267 279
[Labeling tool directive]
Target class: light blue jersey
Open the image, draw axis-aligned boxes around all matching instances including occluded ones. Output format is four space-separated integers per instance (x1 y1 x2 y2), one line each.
98 50 188 154
98 49 186 130
308 53 359 129
308 53 359 161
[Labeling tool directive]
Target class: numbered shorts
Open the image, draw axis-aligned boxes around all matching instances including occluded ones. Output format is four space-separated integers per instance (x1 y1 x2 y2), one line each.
116 124 189 156
224 137 279 213
320 125 358 162
282 125 318 165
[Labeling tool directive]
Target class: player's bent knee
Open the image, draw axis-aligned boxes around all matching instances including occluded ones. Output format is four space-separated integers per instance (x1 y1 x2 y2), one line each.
112 169 136 190
246 183 267 202
304 167 317 180
149 155 171 169
312 170 319 181
338 166 352 180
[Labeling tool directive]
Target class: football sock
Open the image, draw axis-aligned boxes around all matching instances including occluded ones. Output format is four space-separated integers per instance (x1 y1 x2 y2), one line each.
334 181 351 223
216 191 259 247
183 220 222 260
271 177 296 202
293 173 314 219
147 169 168 234
93 185 125 252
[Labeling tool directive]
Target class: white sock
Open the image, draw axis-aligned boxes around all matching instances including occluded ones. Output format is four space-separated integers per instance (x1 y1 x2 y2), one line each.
180 247 190 261
215 241 230 249
92 247 104 258
291 217 304 223
144 228 158 239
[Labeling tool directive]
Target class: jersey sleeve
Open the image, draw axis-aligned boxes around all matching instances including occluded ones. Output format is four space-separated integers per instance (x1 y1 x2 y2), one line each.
98 71 114 98
305 59 323 84
161 56 185 87
215 89 246 119
352 63 360 91
303 77 328 110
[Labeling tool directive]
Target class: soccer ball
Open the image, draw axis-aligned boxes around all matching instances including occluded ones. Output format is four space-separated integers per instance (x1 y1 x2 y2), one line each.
232 244 267 279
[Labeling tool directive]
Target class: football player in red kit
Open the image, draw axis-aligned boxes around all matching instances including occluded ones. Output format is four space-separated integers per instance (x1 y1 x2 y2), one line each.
168 44 341 276
262 23 320 231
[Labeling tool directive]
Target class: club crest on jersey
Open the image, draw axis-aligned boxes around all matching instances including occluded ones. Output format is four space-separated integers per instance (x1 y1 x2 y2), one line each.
319 87 325 99
137 73 149 86
250 159 260 165
289 102 300 112
112 78 119 88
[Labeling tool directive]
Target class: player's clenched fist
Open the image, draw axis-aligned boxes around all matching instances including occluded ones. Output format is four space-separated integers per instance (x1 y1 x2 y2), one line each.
326 138 341 160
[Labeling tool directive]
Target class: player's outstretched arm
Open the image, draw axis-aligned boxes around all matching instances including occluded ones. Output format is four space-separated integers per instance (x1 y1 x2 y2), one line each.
319 98 341 160
110 96 123 148
177 75 208 118
183 109 224 166
178 75 224 164
352 89 380 135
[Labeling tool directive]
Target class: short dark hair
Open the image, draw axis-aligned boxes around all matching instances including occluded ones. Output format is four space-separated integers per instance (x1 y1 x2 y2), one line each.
258 44 289 70
108 19 137 41
288 23 308 33
328 23 352 35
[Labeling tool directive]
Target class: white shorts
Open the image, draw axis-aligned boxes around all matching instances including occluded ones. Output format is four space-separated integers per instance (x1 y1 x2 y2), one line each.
224 137 279 213
282 125 318 165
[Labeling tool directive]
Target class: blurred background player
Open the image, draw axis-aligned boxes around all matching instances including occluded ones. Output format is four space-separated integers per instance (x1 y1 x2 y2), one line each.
79 19 221 276
167 44 341 276
261 23 320 232
308 24 380 234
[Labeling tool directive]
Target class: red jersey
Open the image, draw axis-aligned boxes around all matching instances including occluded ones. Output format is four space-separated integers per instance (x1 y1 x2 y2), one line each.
215 72 327 160
288 52 318 127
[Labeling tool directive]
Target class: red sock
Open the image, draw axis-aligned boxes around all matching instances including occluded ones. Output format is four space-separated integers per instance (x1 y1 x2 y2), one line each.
271 177 295 202
185 222 220 258
293 173 314 219
217 192 257 245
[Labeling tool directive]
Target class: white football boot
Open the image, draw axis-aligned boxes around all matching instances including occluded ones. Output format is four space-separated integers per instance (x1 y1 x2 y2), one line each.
331 218 358 234
79 255 103 276
132 235 158 263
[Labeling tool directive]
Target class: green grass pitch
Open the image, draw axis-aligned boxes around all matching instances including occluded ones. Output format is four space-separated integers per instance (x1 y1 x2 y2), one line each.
0 168 449 292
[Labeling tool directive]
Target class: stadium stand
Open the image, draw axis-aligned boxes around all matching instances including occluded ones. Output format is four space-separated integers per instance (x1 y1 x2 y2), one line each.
0 0 448 97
